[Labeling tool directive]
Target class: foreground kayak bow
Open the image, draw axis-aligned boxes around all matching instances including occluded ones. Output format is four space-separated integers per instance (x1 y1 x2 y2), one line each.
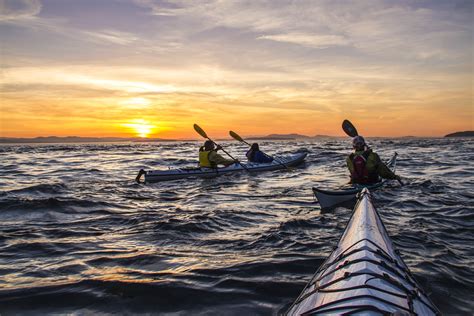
287 188 440 315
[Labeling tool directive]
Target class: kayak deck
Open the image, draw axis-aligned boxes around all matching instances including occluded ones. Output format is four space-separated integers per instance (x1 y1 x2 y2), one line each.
142 152 307 182
287 189 439 315
313 153 397 209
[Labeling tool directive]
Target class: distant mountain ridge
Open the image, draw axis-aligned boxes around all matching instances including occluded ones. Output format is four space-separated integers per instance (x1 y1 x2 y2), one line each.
248 133 337 140
6 132 450 143
0 136 179 143
0 134 341 143
444 131 474 137
248 133 311 140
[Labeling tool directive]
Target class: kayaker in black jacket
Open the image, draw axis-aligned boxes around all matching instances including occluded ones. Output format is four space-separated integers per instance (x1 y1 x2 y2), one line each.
246 143 273 163
346 136 401 184
199 140 236 168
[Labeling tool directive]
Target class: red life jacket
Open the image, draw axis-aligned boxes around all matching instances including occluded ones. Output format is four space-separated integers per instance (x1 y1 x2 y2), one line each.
350 151 378 184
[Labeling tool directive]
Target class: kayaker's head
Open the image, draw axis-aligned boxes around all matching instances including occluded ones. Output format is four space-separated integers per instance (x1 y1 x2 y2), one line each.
352 136 366 151
203 140 215 151
251 143 259 151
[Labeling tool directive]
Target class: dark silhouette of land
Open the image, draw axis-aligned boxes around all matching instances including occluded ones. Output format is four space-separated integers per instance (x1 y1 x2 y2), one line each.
0 136 180 143
248 133 311 140
247 134 337 140
4 131 461 143
444 131 474 137
0 134 339 143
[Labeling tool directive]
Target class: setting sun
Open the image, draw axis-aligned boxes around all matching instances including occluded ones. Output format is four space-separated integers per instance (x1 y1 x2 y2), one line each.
0 0 472 139
123 119 155 138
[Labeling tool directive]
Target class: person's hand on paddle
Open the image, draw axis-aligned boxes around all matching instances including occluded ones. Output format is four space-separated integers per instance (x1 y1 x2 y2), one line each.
395 175 404 186
216 145 223 151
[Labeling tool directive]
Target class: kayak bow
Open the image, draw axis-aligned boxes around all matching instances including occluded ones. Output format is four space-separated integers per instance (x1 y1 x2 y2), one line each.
287 188 439 315
313 153 397 209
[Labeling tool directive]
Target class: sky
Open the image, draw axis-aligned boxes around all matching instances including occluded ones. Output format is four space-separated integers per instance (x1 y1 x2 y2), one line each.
0 0 473 138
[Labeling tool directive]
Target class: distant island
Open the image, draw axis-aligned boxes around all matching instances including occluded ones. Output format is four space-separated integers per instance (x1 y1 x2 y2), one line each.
4 132 465 143
444 131 474 137
0 136 181 143
248 133 338 140
248 133 311 140
0 134 342 143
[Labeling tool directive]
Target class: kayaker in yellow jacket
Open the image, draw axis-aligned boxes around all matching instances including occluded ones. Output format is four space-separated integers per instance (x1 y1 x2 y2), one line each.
347 136 401 184
199 140 236 168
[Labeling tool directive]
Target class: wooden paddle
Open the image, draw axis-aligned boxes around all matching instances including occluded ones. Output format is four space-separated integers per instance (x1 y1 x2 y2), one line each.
229 130 293 171
193 124 250 172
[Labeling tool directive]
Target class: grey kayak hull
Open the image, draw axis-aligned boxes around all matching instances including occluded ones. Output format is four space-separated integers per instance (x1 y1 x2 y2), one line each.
143 152 307 182
313 153 397 209
286 188 439 315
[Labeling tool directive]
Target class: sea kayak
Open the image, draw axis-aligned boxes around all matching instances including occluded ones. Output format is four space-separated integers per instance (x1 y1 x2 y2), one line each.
313 153 397 209
287 188 439 315
141 151 307 182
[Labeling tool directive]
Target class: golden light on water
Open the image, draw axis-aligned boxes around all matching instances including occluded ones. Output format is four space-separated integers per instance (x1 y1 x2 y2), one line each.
123 119 156 138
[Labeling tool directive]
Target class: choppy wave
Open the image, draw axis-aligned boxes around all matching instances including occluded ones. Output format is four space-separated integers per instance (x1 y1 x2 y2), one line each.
0 138 473 314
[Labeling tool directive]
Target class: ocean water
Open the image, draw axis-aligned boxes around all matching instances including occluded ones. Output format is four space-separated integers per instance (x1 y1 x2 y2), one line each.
0 138 473 315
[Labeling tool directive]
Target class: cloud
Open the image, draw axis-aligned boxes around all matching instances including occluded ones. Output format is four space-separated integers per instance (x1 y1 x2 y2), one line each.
132 0 183 16
133 1 470 63
1 0 471 137
0 0 41 20
81 29 140 45
258 33 350 48
1 12 142 47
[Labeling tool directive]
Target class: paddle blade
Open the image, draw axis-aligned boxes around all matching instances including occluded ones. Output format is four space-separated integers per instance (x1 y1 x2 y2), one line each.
229 131 244 142
342 119 358 137
193 124 208 139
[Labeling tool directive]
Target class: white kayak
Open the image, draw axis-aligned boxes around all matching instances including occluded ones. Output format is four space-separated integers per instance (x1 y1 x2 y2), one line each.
313 153 397 209
286 188 439 315
141 152 307 182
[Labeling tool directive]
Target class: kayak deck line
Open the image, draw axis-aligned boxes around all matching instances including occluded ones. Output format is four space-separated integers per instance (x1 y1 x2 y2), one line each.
286 189 440 315
312 153 398 209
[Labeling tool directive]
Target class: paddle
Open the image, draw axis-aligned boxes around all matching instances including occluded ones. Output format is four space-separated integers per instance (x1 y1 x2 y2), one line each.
342 119 359 137
193 124 250 172
229 130 293 171
342 119 403 186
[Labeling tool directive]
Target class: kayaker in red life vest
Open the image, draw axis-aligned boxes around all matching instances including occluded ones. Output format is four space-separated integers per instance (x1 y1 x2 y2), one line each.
199 140 237 168
346 136 401 184
246 143 274 163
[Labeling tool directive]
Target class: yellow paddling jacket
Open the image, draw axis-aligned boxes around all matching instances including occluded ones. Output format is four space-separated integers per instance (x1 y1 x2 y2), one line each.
199 148 234 168
199 149 216 168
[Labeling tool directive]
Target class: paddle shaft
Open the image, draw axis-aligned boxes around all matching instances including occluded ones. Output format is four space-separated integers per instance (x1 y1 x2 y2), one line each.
209 138 251 172
193 124 250 171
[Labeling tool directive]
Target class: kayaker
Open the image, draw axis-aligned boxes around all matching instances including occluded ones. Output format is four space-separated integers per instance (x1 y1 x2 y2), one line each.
246 143 273 163
199 140 237 168
347 136 401 184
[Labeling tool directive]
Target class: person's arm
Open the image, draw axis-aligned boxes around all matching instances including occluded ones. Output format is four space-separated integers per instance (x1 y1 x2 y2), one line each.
255 151 273 163
374 153 400 180
246 148 253 161
346 155 355 183
209 151 236 166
